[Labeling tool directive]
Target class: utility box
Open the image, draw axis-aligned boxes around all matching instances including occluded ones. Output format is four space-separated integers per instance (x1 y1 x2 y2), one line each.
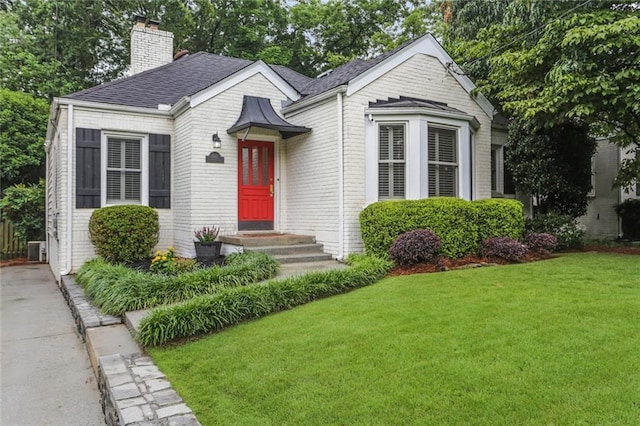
27 241 46 262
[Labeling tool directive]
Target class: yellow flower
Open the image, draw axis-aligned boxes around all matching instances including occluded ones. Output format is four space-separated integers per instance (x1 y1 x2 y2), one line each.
162 256 167 261
156 250 161 255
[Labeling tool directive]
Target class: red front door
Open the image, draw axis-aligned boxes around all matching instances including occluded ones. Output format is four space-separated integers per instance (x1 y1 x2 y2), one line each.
238 140 274 231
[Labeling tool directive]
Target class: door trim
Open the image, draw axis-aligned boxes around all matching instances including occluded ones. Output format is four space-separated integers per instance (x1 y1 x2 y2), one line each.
237 140 275 231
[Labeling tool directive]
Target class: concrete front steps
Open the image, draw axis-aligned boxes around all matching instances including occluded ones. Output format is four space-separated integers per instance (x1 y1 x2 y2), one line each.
219 233 333 264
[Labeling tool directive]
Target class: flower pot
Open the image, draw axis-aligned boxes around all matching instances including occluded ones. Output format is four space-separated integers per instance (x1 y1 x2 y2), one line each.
194 241 222 259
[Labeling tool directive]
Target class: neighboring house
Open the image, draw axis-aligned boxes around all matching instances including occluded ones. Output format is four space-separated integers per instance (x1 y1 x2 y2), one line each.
45 18 509 281
579 139 639 238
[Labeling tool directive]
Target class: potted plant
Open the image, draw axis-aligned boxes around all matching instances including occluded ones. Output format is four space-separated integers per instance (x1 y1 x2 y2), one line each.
194 226 222 259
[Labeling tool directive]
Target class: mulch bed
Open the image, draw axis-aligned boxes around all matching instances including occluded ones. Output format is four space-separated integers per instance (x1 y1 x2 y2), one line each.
127 256 225 273
388 244 640 277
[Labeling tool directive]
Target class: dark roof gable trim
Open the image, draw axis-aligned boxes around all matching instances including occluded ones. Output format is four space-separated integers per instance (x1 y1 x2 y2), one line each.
227 95 311 140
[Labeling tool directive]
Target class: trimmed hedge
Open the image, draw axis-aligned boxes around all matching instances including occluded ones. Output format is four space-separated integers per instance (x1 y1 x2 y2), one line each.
89 205 159 264
76 252 279 316
475 199 524 242
360 197 524 259
137 254 393 346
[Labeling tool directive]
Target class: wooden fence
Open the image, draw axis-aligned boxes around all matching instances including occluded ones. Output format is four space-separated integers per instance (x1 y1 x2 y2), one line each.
1 220 27 260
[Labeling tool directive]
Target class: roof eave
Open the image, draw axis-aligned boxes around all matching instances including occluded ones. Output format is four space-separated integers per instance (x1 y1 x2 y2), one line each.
57 97 174 116
365 106 481 129
281 85 347 116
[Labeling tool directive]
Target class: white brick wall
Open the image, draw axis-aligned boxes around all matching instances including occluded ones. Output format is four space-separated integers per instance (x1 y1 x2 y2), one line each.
130 26 174 75
46 109 65 282
184 73 291 256
61 107 174 273
341 53 493 253
281 97 340 255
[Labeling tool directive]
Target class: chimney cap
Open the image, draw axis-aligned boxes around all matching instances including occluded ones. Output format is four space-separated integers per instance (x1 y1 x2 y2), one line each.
148 19 161 29
174 50 189 61
134 14 146 24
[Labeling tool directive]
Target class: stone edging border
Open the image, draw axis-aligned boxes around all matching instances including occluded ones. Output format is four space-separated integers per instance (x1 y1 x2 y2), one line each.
59 275 201 426
99 354 199 425
60 275 122 339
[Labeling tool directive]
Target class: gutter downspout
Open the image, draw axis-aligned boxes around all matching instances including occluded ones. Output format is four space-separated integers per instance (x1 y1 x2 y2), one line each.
337 92 344 261
61 104 74 275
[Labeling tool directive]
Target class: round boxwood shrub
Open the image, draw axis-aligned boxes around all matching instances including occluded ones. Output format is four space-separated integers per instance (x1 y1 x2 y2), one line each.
615 199 640 240
525 213 584 250
524 232 558 253
481 237 527 262
89 205 159 264
389 229 442 266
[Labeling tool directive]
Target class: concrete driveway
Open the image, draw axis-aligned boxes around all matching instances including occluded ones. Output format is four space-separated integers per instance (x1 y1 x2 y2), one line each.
1 264 104 425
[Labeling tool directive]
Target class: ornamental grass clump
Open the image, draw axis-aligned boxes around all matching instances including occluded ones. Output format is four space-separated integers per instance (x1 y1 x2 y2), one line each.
525 233 558 254
76 251 279 316
481 237 527 262
137 254 393 346
389 229 442 266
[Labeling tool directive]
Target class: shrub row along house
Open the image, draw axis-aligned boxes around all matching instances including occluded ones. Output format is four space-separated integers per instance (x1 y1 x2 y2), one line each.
45 17 630 280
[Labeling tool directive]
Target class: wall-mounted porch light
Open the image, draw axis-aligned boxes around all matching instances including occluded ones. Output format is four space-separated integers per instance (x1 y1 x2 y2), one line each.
212 132 222 149
206 132 224 163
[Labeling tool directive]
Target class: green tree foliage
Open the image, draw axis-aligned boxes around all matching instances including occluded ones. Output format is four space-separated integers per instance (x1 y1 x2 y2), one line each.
287 0 405 73
507 119 597 218
0 89 49 191
1 2 132 99
0 180 46 241
438 0 639 188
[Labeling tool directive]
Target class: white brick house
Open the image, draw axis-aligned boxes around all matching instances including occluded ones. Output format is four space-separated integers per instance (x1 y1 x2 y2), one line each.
45 20 507 280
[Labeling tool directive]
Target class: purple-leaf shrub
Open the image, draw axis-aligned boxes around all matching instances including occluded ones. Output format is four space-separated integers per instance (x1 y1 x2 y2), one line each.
389 229 442 266
481 237 527 262
525 233 558 253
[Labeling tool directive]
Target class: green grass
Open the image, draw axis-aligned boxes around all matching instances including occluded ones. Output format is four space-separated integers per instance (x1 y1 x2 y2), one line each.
149 253 640 425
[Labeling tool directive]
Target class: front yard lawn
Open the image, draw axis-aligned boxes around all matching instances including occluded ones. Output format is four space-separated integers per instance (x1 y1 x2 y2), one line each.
150 253 640 425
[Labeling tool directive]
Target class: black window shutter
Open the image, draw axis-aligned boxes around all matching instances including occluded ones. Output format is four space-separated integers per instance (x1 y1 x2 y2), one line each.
76 128 101 208
149 134 171 208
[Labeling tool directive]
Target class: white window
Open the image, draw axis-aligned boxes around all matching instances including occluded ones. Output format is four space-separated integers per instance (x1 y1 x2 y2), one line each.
378 124 405 199
101 133 149 206
428 127 457 197
107 137 142 203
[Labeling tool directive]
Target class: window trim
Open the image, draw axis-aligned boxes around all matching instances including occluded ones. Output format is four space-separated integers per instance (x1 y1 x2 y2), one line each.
428 125 458 197
101 131 149 207
365 113 472 205
377 122 407 199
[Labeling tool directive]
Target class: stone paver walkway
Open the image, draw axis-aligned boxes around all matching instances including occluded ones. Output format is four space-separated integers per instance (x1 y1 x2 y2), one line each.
1 264 104 425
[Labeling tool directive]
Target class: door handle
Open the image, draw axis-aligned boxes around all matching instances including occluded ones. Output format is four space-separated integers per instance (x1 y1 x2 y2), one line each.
269 183 274 197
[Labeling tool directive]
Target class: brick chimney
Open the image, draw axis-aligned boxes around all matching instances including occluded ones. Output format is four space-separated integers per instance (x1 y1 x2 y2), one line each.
130 15 174 75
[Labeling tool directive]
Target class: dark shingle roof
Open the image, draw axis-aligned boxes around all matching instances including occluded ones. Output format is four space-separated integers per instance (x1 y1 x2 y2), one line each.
298 38 418 98
269 65 314 93
63 37 420 108
64 52 253 108
368 96 469 115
